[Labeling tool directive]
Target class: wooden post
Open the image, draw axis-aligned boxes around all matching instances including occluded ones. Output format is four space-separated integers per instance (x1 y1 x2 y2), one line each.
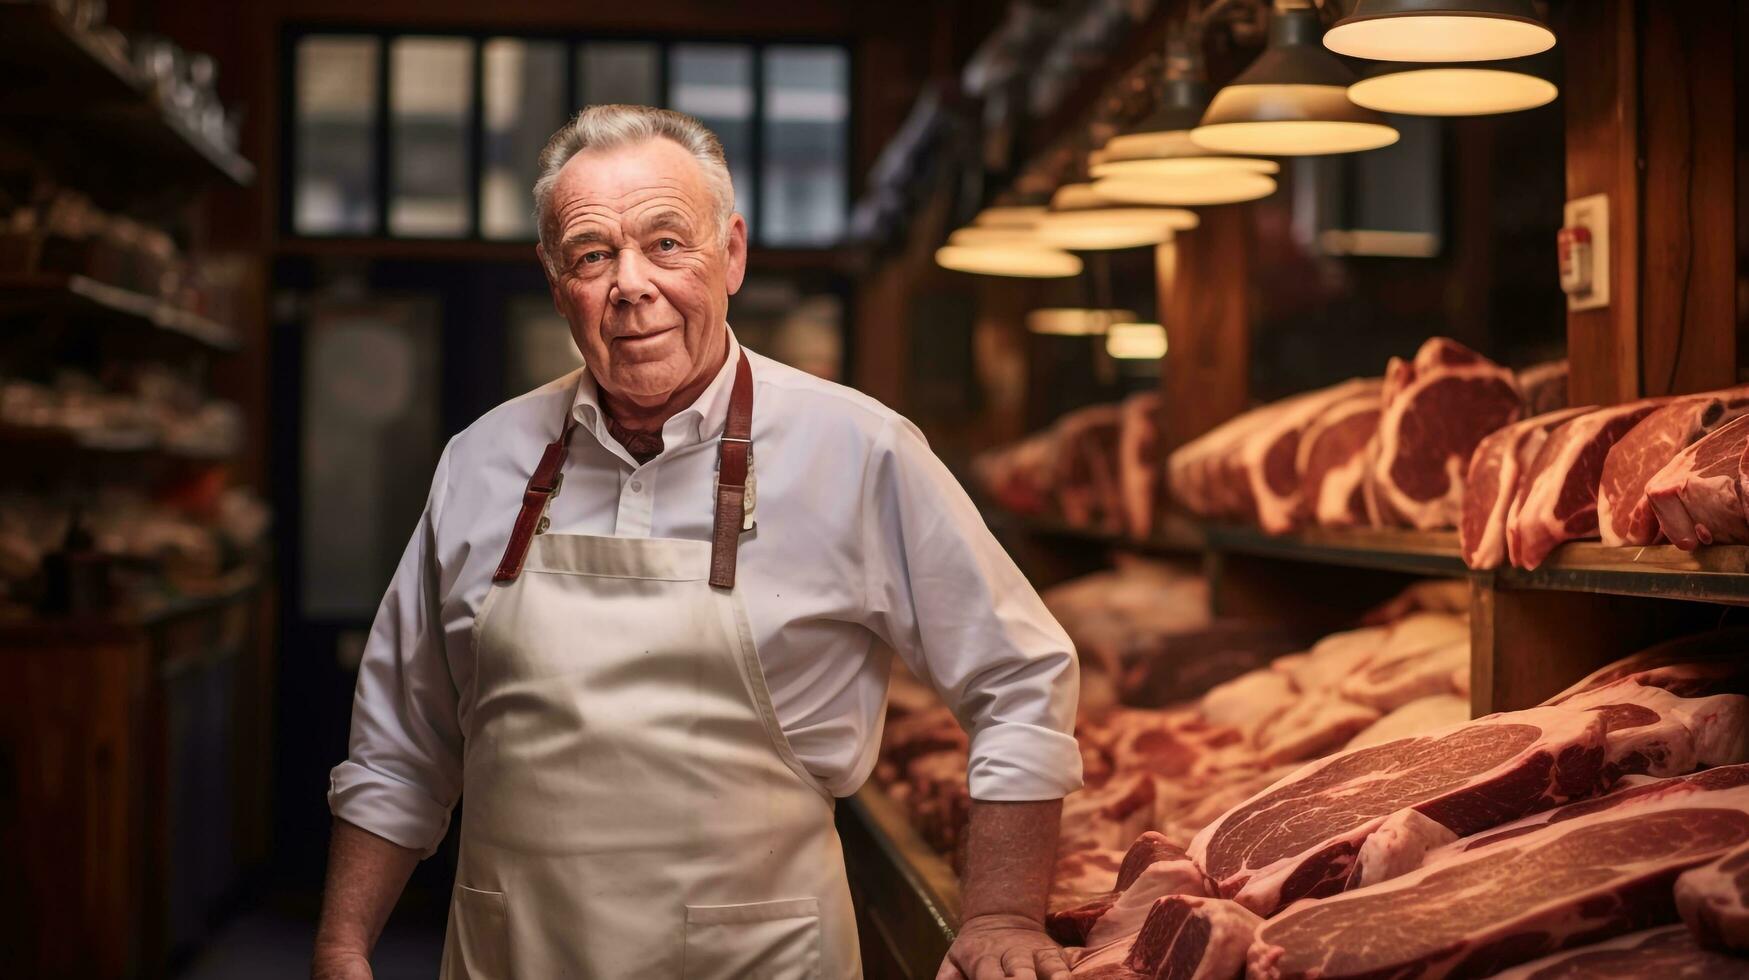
1561 0 1738 404
1159 206 1252 453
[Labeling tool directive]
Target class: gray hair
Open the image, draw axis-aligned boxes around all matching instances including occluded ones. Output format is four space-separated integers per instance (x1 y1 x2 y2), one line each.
533 104 737 254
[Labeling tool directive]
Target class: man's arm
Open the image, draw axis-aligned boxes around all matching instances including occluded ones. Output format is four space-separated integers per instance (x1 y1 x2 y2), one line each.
312 820 422 980
938 799 1071 980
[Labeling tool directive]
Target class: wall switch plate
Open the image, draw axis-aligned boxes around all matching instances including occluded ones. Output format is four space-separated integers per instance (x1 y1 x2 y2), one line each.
1562 193 1610 312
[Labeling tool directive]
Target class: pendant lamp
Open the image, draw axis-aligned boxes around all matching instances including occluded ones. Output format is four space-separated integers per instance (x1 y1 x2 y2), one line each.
1347 57 1556 116
1034 184 1199 251
1090 78 1282 206
1027 308 1138 336
935 242 1083 278
1324 0 1555 63
1105 321 1168 359
1191 7 1399 156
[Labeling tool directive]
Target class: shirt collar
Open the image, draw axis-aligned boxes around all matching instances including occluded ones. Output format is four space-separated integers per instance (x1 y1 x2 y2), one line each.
570 325 743 451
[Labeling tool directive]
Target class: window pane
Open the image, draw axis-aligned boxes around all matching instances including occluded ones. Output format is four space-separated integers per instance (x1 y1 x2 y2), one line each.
577 42 660 108
670 44 754 237
762 46 849 246
294 36 378 235
482 38 564 240
389 37 474 237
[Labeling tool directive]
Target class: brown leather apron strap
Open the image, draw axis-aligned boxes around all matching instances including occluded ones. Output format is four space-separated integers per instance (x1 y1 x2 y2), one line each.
493 351 755 587
709 352 755 589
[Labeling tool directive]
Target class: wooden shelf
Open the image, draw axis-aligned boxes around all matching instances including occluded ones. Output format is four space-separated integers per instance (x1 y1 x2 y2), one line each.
0 273 241 351
1202 524 1467 578
837 786 958 974
1497 542 1749 606
0 2 255 196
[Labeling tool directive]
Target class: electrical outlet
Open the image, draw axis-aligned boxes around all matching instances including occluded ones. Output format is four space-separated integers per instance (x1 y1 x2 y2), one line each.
1561 193 1610 312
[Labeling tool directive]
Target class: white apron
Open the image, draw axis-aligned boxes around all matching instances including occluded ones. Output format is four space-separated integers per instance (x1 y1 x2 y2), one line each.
439 353 861 979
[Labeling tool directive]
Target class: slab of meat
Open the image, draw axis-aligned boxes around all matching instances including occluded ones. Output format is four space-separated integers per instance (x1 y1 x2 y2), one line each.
1371 337 1524 530
1189 703 1612 916
1118 390 1166 540
1057 404 1127 532
1118 896 1261 980
1117 622 1305 709
1355 763 1749 891
1516 358 1570 416
1060 771 1166 853
1507 398 1667 569
1344 694 1471 752
1483 924 1748 979
1294 385 1381 528
1336 612 1469 712
1168 404 1290 521
1253 695 1381 768
1050 832 1199 946
1201 669 1298 738
1234 379 1383 535
1648 413 1749 550
1545 629 1749 704
1676 839 1749 952
1598 390 1749 547
1460 407 1592 569
1247 784 1749 980
1558 678 1749 780
1084 852 1214 949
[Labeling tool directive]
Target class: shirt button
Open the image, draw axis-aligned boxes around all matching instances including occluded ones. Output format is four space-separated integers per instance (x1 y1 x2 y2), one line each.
630 480 643 493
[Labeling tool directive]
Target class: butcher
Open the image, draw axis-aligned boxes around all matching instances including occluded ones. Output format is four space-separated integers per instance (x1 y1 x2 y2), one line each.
312 105 1082 980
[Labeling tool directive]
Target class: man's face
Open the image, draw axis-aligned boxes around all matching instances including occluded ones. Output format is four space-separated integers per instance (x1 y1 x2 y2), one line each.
539 138 747 405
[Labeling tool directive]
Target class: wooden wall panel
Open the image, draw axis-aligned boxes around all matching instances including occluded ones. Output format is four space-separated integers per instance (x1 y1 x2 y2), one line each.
1159 207 1251 453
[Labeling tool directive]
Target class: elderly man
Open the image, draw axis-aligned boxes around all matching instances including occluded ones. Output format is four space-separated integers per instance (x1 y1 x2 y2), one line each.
313 105 1081 980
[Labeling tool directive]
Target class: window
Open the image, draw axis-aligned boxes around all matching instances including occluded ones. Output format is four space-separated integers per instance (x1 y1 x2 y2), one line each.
288 31 850 247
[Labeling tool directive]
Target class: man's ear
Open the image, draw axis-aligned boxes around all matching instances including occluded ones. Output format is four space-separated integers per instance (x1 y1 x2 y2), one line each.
723 213 749 296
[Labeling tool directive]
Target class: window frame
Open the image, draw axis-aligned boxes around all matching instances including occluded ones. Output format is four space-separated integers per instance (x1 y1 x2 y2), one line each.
279 24 856 248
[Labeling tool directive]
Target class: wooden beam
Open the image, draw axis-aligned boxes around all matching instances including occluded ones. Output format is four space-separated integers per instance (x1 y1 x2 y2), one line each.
1159 206 1252 453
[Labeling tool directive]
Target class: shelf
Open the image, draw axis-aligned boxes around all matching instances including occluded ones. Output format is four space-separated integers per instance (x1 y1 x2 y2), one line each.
837 787 957 975
0 423 236 463
995 511 1749 606
0 273 241 351
0 2 255 196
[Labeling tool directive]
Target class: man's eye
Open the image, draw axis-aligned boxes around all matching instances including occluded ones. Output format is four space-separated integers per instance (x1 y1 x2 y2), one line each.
656 238 679 252
581 251 608 264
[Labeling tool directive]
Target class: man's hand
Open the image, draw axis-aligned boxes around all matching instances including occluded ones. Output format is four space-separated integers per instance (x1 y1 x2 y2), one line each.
937 913 1071 980
311 950 373 980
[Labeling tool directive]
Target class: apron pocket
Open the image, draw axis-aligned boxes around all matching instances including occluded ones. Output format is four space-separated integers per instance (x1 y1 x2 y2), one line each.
683 898 821 980
449 885 511 980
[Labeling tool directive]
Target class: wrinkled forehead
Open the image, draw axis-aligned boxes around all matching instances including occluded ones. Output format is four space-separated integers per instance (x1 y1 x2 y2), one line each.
549 137 714 232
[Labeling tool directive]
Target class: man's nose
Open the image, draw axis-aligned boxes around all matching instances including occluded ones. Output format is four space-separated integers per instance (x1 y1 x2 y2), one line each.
611 247 657 305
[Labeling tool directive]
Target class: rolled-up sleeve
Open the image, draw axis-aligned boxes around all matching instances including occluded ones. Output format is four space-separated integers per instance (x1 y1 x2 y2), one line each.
860 416 1083 801
327 444 464 855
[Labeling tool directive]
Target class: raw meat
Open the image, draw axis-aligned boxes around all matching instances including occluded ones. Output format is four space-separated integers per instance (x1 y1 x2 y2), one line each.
1676 839 1749 952
1372 337 1524 530
1648 413 1749 550
1117 622 1306 709
1168 404 1291 521
1516 359 1570 416
1247 784 1749 980
1336 612 1469 712
1190 703 1613 916
1057 405 1127 532
1460 408 1592 569
1483 925 1747 979
1558 678 1749 780
1118 896 1261 980
1545 629 1749 704
1201 670 1297 737
1237 379 1382 535
1295 386 1382 529
1508 399 1666 570
1344 695 1471 752
1060 772 1165 853
1253 696 1381 768
1276 625 1389 695
1598 390 1749 547
1358 764 1749 891
1083 852 1213 949
1117 390 1166 539
1049 832 1202 946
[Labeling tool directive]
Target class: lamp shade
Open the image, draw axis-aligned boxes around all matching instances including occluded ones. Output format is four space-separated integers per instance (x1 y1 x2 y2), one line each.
1027 308 1138 336
1105 322 1168 359
1191 8 1399 156
1347 59 1556 116
1034 183 1199 250
935 243 1082 277
973 206 1049 228
1324 0 1555 63
1089 79 1282 205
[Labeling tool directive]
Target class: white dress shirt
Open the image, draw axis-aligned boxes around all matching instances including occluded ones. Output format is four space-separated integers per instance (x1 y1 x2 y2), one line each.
329 329 1082 853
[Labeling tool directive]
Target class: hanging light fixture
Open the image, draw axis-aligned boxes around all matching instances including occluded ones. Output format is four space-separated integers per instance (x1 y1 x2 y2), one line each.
1191 5 1399 156
1324 0 1555 63
1027 308 1138 336
1105 321 1169 359
1347 57 1556 115
1033 184 1199 251
935 207 1083 278
1090 72 1282 206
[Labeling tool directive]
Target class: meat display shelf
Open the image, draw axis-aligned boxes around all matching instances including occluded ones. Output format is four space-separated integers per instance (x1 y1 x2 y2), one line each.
838 786 958 976
0 2 255 195
998 515 1749 606
0 273 241 351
